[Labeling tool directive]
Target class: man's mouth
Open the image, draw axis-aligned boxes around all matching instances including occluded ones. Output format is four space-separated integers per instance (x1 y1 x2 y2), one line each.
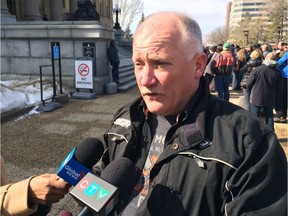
142 92 161 97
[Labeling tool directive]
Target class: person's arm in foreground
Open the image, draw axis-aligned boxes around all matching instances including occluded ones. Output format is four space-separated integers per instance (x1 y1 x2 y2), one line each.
0 167 70 216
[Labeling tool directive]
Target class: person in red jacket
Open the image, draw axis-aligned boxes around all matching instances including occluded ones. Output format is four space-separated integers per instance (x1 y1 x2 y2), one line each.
212 42 235 101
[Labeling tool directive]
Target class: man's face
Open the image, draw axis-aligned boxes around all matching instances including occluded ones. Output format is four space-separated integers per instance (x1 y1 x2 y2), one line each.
132 17 206 116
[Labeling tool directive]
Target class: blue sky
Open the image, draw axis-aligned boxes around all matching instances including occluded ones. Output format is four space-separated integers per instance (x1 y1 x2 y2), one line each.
132 0 230 37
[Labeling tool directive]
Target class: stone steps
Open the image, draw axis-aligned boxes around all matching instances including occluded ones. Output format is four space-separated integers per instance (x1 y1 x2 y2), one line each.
117 62 136 92
116 44 136 91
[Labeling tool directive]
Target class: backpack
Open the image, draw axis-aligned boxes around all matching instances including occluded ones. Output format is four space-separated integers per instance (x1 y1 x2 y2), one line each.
240 67 255 89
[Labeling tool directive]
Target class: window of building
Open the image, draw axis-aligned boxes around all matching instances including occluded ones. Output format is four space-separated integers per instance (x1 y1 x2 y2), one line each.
238 2 265 6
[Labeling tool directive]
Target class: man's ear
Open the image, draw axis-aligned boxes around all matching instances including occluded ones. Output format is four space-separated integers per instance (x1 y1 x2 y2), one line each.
194 53 207 78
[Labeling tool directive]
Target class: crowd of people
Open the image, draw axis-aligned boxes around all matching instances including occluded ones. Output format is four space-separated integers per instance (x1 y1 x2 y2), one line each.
204 41 288 130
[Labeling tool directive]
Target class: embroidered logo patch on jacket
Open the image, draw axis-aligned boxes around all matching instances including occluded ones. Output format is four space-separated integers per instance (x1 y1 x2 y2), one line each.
114 118 131 129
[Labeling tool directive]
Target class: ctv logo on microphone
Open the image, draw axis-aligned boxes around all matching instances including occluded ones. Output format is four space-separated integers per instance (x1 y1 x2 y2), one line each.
70 172 119 214
77 177 111 200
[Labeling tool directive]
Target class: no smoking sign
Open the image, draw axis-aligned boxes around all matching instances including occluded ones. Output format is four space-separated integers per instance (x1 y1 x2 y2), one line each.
75 59 93 89
78 63 90 76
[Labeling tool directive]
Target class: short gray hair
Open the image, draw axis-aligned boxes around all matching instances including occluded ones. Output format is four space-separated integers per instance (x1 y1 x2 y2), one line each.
177 13 203 60
135 12 203 61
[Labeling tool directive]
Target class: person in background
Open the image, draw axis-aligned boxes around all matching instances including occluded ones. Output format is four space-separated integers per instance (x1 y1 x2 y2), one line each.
252 43 264 60
274 46 288 123
261 44 270 58
244 46 251 61
230 44 236 56
204 46 210 65
204 45 222 86
276 41 287 60
42 15 48 21
234 45 241 53
212 42 235 101
107 40 120 84
233 48 247 90
205 46 216 66
247 52 281 130
239 49 263 110
93 11 287 215
0 156 70 216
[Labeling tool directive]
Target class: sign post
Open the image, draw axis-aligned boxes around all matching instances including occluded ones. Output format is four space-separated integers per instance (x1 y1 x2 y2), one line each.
72 57 96 100
51 42 63 94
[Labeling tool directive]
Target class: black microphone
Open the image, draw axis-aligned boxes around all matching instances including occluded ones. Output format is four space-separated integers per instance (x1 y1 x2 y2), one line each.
74 137 104 169
101 157 141 209
57 137 104 186
70 157 140 216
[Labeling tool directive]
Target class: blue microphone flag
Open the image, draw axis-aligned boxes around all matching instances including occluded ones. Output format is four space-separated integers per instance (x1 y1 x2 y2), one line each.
57 148 91 186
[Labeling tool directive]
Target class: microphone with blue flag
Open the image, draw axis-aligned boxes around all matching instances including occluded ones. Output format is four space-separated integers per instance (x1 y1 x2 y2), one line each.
57 137 104 186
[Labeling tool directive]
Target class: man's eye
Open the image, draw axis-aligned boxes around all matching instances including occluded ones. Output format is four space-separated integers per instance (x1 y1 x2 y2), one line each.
134 62 142 66
154 61 169 67
155 61 165 65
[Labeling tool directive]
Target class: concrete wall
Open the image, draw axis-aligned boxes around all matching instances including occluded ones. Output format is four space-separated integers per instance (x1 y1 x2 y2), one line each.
0 21 115 94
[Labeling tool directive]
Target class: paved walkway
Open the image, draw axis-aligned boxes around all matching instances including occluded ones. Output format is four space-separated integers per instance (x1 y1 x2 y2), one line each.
1 87 141 215
1 87 287 215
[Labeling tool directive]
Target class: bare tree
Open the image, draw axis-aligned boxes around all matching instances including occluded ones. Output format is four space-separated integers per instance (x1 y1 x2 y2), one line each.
228 13 253 47
113 0 143 31
265 0 288 42
204 26 229 46
249 18 267 44
138 12 145 26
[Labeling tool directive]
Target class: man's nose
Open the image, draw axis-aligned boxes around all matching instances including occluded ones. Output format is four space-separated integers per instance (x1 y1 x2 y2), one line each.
140 65 156 86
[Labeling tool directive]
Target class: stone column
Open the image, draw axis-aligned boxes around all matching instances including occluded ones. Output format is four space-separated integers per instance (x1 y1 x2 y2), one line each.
23 0 42 20
1 0 10 15
50 0 63 21
70 0 78 14
1 0 16 21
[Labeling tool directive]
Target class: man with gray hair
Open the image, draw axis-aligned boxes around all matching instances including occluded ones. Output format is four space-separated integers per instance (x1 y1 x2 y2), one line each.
94 11 287 215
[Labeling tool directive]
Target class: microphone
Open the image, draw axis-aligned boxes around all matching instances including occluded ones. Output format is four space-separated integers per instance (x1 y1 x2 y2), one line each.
57 137 104 186
70 157 140 216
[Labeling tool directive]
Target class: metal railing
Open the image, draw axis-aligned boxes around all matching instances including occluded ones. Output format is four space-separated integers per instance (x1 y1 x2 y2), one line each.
39 65 54 106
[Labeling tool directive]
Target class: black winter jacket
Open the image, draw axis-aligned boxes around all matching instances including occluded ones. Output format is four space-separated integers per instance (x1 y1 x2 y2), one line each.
240 58 262 89
94 78 287 216
240 58 262 74
247 60 282 107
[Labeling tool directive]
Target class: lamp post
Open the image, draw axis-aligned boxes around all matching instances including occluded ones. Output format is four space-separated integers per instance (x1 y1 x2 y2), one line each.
243 30 249 46
277 26 281 42
113 3 121 29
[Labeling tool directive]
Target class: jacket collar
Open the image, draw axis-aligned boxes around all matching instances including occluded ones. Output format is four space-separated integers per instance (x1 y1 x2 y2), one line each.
134 76 210 146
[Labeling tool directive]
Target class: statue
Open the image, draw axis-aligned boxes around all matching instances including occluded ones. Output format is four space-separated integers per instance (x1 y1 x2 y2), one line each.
73 0 100 21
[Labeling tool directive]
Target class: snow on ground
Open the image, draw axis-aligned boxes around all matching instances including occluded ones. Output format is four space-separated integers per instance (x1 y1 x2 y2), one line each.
0 79 68 114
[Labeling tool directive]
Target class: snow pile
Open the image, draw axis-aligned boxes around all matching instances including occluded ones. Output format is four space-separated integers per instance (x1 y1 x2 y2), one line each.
0 79 67 114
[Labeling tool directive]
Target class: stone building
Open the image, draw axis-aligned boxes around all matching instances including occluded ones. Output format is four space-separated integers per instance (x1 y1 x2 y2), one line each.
1 0 117 94
227 0 287 44
2 0 113 23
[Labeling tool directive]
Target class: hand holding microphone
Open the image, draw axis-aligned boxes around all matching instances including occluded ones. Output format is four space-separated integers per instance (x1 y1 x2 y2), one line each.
0 138 105 216
28 173 70 205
